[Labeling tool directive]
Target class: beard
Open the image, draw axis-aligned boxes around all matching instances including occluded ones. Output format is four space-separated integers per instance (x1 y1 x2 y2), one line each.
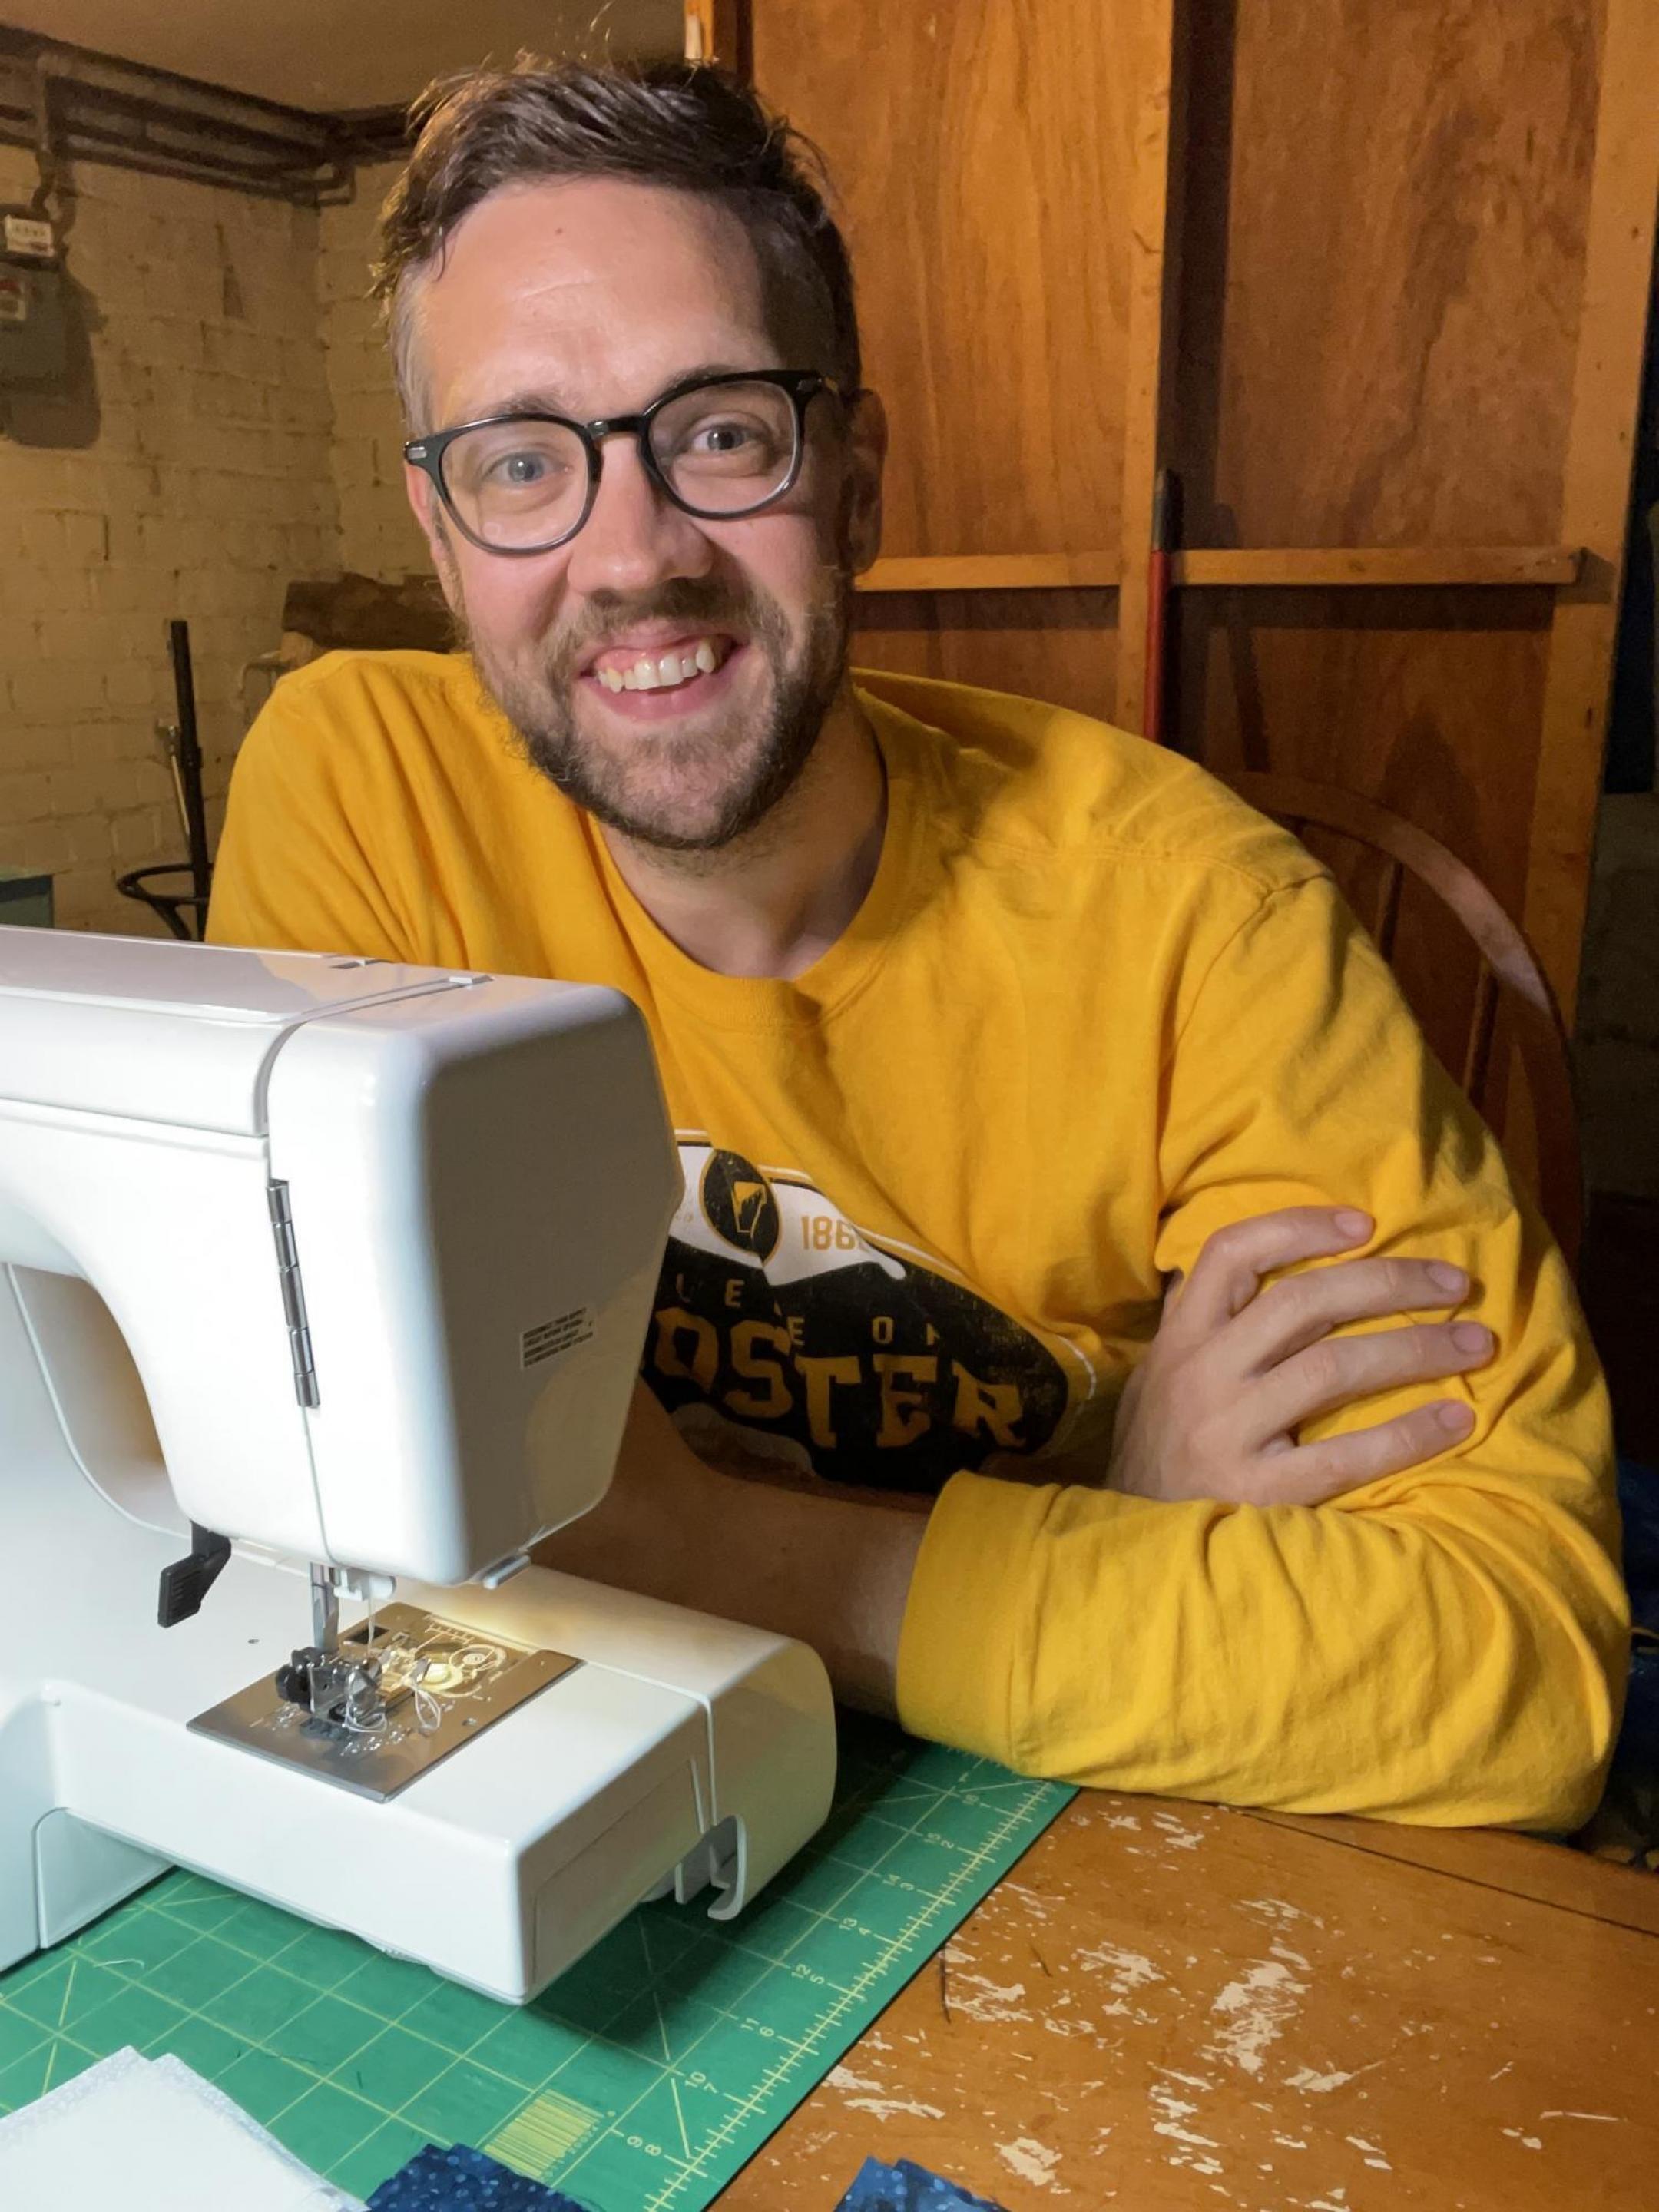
453 561 853 855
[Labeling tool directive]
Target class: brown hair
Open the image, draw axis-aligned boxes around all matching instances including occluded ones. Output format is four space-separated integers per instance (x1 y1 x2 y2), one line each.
371 58 860 424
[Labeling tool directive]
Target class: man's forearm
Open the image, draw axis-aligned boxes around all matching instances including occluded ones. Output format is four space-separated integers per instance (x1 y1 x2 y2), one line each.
533 1386 929 1712
899 1464 1626 1823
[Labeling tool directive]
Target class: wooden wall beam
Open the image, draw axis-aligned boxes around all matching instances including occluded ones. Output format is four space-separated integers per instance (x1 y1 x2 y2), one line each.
1524 0 1659 1016
1173 546 1582 589
860 553 1121 594
1114 0 1185 734
683 0 751 76
856 547 1579 595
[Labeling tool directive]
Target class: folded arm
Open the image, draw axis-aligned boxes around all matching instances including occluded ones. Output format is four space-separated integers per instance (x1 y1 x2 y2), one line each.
553 880 1626 1830
900 880 1626 1826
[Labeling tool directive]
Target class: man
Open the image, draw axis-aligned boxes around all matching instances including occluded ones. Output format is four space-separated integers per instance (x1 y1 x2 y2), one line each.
209 61 1626 1826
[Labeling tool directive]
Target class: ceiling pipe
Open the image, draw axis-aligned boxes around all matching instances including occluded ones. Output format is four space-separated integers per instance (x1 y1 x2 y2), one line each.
0 28 399 206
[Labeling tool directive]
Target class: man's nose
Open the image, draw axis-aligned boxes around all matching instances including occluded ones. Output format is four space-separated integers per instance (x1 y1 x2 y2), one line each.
562 432 715 597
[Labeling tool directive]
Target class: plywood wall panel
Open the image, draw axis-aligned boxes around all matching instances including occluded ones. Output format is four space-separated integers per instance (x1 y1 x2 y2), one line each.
1171 0 1604 548
1178 588 1554 1065
753 0 1156 558
1177 588 1554 902
853 591 1119 721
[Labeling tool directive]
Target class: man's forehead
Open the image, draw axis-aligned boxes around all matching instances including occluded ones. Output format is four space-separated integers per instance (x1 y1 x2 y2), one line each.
413 176 775 422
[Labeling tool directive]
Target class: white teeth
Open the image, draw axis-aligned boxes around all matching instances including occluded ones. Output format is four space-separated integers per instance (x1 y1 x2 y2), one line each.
597 639 724 694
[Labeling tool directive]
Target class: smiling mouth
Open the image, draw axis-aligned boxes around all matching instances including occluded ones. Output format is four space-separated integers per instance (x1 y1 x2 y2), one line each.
586 634 737 697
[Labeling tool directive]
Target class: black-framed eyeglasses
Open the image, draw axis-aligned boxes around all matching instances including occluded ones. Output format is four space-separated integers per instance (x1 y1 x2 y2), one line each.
404 368 846 557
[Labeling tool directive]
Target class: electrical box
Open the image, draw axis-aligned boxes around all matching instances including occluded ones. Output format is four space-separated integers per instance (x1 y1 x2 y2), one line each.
0 208 69 388
0 869 55 927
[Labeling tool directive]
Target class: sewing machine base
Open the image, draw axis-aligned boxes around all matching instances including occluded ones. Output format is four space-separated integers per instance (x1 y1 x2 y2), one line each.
190 1602 581 1803
3 1270 837 2005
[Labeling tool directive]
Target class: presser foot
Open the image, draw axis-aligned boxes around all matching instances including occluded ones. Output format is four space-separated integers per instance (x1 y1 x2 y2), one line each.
188 1601 579 1802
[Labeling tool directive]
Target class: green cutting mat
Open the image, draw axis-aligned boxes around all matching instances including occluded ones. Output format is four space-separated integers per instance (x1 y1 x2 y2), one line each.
0 1720 1071 2207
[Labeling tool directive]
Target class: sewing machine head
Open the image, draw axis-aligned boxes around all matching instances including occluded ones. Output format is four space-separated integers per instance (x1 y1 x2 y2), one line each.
0 926 680 1614
0 928 834 1990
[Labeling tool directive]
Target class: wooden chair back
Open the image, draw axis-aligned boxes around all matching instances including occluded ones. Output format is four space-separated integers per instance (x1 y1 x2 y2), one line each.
1224 773 1583 1268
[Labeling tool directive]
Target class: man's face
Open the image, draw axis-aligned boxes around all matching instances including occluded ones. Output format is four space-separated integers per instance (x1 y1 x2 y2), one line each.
402 177 884 851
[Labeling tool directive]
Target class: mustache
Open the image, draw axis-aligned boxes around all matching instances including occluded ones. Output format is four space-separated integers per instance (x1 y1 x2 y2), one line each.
547 578 780 681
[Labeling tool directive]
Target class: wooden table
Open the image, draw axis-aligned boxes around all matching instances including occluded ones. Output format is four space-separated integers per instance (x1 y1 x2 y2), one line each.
717 1795 1659 2210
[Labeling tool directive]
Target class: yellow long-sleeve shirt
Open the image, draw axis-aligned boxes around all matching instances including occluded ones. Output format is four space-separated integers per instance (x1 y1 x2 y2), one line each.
208 649 1628 1826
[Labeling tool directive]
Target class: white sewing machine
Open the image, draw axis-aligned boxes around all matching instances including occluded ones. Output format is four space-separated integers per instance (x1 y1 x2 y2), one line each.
0 927 835 2004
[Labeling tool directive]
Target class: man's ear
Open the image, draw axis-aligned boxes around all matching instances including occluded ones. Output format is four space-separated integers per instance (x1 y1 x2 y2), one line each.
406 462 462 611
842 388 887 578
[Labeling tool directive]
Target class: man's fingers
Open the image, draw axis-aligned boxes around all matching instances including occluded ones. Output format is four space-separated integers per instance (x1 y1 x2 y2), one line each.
1252 1398 1477 1506
1170 1207 1373 1338
1258 1318 1493 1436
1230 1253 1474 1371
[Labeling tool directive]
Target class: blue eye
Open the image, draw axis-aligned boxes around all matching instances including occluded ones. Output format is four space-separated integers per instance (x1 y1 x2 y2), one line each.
664 413 788 478
492 451 551 486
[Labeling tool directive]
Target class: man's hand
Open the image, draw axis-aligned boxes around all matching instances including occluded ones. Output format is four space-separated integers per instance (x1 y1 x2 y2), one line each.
1108 1207 1491 1508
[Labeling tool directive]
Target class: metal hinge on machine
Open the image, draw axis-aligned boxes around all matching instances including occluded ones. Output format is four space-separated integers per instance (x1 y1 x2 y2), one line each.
266 1180 319 1407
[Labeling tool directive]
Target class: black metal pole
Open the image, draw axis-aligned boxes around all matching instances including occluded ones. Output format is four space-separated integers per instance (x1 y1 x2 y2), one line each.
167 618 211 937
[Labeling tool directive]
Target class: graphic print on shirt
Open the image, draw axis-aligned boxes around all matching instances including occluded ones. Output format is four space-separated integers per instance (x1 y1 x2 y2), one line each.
644 1141 1075 1492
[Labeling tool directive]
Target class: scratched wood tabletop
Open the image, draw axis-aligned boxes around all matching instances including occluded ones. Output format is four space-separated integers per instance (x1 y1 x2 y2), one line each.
714 1793 1659 2210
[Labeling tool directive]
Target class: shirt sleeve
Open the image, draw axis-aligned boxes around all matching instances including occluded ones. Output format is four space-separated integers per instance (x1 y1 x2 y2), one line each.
207 664 420 962
896 874 1628 1828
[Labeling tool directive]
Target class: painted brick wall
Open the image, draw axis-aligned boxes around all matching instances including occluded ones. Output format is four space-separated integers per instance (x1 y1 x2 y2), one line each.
0 147 342 933
319 162 430 582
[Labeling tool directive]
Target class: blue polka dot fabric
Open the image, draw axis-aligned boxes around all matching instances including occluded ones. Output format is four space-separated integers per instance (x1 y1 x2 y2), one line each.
366 2144 1008 2211
834 2157 1009 2211
366 2141 589 2210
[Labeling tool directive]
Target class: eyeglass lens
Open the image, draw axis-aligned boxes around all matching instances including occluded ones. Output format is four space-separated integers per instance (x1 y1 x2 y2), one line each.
440 379 803 550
